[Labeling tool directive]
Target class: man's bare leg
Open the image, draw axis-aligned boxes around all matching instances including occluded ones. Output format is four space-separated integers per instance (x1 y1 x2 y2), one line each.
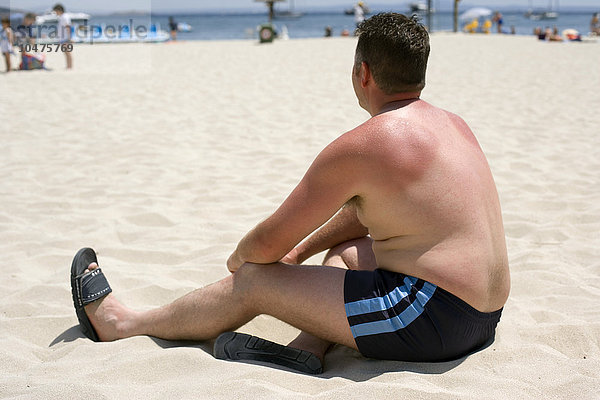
82 261 358 351
65 49 72 69
3 53 10 73
287 237 377 361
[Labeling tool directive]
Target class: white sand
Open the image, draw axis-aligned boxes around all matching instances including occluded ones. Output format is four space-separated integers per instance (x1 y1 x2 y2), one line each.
1 35 599 399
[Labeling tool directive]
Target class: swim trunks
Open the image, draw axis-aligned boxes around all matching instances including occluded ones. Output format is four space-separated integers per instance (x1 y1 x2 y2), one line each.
344 268 502 362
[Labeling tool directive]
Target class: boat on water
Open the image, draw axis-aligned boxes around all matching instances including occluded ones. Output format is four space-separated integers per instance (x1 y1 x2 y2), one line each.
524 10 558 20
275 10 304 18
274 0 304 18
35 11 91 24
177 22 193 32
33 11 170 44
409 1 435 14
525 0 559 20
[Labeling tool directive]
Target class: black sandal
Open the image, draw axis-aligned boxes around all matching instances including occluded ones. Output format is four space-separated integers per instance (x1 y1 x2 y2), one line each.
70 248 112 341
214 332 323 374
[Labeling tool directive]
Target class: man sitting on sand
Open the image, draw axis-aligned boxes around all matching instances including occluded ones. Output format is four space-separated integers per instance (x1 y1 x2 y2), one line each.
70 13 510 374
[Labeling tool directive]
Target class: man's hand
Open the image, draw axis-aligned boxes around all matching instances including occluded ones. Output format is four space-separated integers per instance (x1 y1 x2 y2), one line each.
280 247 302 265
227 250 245 274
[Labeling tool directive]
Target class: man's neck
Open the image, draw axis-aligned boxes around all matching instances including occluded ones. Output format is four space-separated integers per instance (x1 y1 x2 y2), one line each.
375 98 421 116
367 92 422 116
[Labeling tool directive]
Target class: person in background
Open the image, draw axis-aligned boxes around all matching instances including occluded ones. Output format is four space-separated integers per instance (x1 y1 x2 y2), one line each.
1 16 14 73
353 2 365 30
546 26 563 42
534 27 546 40
591 13 600 35
15 13 37 46
492 11 503 34
53 4 72 69
17 13 46 71
563 29 582 42
22 13 37 44
324 26 332 37
168 17 177 41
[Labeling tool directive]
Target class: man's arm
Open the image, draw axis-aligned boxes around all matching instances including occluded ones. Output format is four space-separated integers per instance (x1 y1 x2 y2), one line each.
227 132 366 273
282 202 368 264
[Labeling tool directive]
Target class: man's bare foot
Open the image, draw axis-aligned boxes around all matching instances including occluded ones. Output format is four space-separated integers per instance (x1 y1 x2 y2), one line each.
288 333 332 364
83 263 137 341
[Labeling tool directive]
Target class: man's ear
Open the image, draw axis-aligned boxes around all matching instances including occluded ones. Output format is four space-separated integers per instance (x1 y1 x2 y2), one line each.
360 62 371 88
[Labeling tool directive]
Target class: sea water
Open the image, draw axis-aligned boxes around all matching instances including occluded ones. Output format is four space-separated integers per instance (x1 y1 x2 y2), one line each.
89 10 598 41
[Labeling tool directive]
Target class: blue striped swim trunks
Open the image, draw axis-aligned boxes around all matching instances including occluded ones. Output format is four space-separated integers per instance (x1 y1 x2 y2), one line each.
344 269 503 362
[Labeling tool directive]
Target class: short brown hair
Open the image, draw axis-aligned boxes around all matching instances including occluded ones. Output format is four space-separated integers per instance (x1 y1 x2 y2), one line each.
355 13 430 94
53 4 65 12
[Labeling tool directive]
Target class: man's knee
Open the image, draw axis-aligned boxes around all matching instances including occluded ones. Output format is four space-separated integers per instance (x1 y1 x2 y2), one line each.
233 262 259 288
324 245 348 268
231 262 271 310
324 238 361 263
324 237 375 270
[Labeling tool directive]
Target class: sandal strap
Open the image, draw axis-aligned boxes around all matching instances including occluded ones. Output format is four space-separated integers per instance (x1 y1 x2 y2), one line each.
75 268 112 308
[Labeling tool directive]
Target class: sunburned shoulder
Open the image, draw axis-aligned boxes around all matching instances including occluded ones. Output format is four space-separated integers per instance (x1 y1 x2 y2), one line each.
323 117 435 181
338 113 417 145
352 110 441 151
330 102 474 159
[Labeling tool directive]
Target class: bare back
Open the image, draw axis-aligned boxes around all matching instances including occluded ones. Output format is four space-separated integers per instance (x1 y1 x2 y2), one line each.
351 100 510 312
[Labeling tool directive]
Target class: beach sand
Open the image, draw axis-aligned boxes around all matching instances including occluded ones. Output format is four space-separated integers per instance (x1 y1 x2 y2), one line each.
1 34 599 399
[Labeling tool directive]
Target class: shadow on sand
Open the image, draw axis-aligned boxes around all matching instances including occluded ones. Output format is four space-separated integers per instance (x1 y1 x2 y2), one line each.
51 325 494 381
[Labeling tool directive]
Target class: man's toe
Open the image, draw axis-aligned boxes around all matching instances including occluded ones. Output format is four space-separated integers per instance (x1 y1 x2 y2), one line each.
86 262 99 273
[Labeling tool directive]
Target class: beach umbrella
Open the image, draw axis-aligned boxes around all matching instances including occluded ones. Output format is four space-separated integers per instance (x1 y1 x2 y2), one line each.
459 7 492 21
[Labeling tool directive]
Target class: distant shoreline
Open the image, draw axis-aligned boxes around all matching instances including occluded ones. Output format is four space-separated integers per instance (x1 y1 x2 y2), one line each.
3 6 599 18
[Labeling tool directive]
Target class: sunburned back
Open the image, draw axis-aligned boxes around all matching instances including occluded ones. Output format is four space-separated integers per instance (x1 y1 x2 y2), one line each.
353 100 510 312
